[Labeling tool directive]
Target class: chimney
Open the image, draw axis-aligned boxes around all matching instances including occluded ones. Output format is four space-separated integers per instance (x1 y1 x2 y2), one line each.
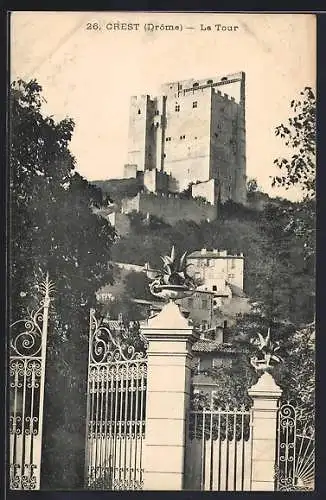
213 249 218 254
201 248 207 255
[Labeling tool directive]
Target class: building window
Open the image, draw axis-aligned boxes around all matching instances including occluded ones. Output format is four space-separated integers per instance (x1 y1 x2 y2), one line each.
175 104 180 112
212 285 217 291
137 109 141 115
193 101 198 108
180 135 186 140
165 137 172 142
163 153 166 158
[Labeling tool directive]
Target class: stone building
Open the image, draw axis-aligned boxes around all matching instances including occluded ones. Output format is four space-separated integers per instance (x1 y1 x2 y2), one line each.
125 71 246 205
187 248 244 293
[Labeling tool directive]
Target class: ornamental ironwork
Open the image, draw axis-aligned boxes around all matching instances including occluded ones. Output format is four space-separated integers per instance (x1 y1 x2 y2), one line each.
85 309 148 491
275 401 315 491
9 273 54 490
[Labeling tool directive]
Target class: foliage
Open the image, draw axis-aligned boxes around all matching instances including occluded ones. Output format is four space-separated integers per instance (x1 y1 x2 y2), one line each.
272 87 316 199
10 79 116 488
193 195 208 204
276 322 315 429
247 177 258 193
123 271 154 301
127 210 170 232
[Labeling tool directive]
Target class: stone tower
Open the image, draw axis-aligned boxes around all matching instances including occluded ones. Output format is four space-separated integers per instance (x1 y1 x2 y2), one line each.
125 71 246 205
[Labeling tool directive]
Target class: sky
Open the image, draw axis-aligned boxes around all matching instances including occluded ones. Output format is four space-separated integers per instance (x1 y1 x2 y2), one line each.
11 12 316 201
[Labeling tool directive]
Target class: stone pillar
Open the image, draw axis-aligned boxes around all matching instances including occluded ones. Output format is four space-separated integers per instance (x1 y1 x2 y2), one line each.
248 372 282 491
141 300 199 490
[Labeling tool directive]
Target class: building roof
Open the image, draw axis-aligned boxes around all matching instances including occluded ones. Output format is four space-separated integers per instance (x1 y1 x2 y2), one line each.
192 341 239 354
188 249 244 259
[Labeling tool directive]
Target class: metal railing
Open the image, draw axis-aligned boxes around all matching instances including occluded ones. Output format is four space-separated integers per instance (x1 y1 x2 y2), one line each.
85 310 147 490
185 406 253 491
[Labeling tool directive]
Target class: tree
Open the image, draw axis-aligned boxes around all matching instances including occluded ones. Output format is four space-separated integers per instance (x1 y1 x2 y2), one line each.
272 88 316 262
272 87 316 199
10 79 116 488
247 178 258 193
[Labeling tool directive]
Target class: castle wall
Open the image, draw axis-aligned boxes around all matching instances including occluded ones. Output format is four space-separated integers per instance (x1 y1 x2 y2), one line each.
121 192 217 225
124 164 138 178
143 169 169 194
209 90 244 203
127 95 156 171
192 179 217 205
162 87 212 191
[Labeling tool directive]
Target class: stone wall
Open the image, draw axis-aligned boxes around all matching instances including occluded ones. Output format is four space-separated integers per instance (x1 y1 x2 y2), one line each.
121 192 217 224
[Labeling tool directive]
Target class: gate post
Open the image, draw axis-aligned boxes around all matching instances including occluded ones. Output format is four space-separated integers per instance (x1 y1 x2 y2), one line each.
248 372 282 491
141 300 199 490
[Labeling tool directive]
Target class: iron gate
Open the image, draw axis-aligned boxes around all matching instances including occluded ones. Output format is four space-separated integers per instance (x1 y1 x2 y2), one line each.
184 405 253 491
84 310 147 490
9 274 54 490
275 402 315 491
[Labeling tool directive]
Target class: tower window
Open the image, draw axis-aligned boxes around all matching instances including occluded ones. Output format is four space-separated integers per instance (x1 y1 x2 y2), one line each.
192 101 198 108
213 285 217 291
180 135 186 140
138 109 141 115
175 104 180 112
166 137 172 142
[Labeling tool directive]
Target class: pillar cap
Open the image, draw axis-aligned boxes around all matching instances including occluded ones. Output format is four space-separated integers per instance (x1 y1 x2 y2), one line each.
146 301 191 330
248 372 282 398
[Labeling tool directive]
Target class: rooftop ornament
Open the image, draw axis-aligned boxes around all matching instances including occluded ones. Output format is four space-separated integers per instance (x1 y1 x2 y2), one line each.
250 328 283 374
149 245 196 301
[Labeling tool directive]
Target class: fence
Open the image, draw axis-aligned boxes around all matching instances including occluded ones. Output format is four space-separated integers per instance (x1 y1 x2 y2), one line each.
84 310 147 490
184 406 252 490
275 402 315 491
9 274 54 490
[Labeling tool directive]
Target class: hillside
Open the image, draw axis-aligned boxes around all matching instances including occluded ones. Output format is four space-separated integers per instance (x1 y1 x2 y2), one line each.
107 199 314 327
